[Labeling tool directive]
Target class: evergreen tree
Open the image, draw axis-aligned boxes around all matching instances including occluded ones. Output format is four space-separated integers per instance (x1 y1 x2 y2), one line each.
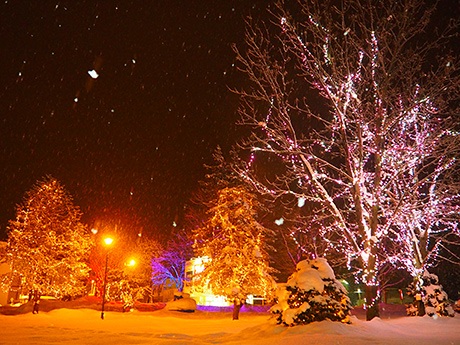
193 186 276 319
272 258 351 326
5 176 92 298
406 270 455 317
184 146 242 233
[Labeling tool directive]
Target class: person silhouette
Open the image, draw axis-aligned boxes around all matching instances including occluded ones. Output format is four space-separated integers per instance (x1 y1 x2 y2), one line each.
32 290 40 314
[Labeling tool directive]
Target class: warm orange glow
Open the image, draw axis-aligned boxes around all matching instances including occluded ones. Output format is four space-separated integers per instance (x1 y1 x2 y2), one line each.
126 259 136 267
192 256 209 274
103 237 114 246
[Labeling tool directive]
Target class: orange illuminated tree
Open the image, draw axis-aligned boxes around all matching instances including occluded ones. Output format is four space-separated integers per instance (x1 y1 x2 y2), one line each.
88 232 161 304
3 176 92 299
193 186 276 319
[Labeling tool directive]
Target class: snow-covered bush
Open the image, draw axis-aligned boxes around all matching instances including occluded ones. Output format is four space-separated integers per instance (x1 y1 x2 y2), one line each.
271 258 352 326
406 270 454 317
167 293 197 312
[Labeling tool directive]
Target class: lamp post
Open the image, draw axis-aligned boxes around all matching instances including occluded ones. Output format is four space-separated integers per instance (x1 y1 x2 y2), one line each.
122 258 136 312
101 237 113 320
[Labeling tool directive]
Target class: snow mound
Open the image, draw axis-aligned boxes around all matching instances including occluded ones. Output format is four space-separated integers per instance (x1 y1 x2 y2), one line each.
1 304 460 344
167 297 197 312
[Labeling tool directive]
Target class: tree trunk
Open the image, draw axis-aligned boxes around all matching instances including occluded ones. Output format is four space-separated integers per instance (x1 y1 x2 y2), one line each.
365 285 380 321
232 299 242 320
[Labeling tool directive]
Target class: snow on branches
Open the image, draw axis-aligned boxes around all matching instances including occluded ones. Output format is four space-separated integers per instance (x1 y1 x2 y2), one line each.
234 0 459 320
271 258 351 326
406 270 455 317
193 187 276 308
3 176 92 298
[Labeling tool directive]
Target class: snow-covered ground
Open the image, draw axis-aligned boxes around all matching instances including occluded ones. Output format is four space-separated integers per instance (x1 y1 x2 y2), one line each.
1 306 459 344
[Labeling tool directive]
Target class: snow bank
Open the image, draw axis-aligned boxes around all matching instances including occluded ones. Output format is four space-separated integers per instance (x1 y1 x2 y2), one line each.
167 297 197 312
0 307 459 344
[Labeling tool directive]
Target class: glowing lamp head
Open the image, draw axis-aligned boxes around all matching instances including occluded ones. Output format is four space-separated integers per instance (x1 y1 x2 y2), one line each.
127 259 136 267
104 237 114 246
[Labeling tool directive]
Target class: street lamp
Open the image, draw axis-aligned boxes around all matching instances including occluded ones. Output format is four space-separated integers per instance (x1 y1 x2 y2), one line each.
356 288 363 306
101 237 113 320
126 258 136 267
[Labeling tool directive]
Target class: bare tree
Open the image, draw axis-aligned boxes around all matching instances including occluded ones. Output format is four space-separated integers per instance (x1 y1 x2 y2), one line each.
233 0 459 320
151 229 192 293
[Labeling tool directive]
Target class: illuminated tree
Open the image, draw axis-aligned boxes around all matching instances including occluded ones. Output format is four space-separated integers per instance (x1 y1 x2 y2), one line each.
151 229 193 292
194 186 276 319
272 258 351 326
271 195 347 277
184 146 243 233
5 176 92 298
119 236 162 304
406 270 454 317
89 232 161 304
234 0 459 320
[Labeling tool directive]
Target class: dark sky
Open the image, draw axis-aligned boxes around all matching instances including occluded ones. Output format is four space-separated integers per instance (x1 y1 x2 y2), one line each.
1 1 457 242
0 1 273 240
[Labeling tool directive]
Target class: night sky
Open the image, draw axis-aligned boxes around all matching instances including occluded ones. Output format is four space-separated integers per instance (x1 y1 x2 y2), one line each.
1 1 458 242
0 1 273 240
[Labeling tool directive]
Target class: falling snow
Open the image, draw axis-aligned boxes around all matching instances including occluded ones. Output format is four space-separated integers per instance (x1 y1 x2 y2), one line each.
0 2 271 239
88 70 99 79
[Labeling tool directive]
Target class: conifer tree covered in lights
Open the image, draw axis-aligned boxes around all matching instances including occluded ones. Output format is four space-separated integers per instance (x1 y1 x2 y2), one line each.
233 0 459 320
4 176 92 298
193 186 276 319
272 258 351 326
406 270 455 317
